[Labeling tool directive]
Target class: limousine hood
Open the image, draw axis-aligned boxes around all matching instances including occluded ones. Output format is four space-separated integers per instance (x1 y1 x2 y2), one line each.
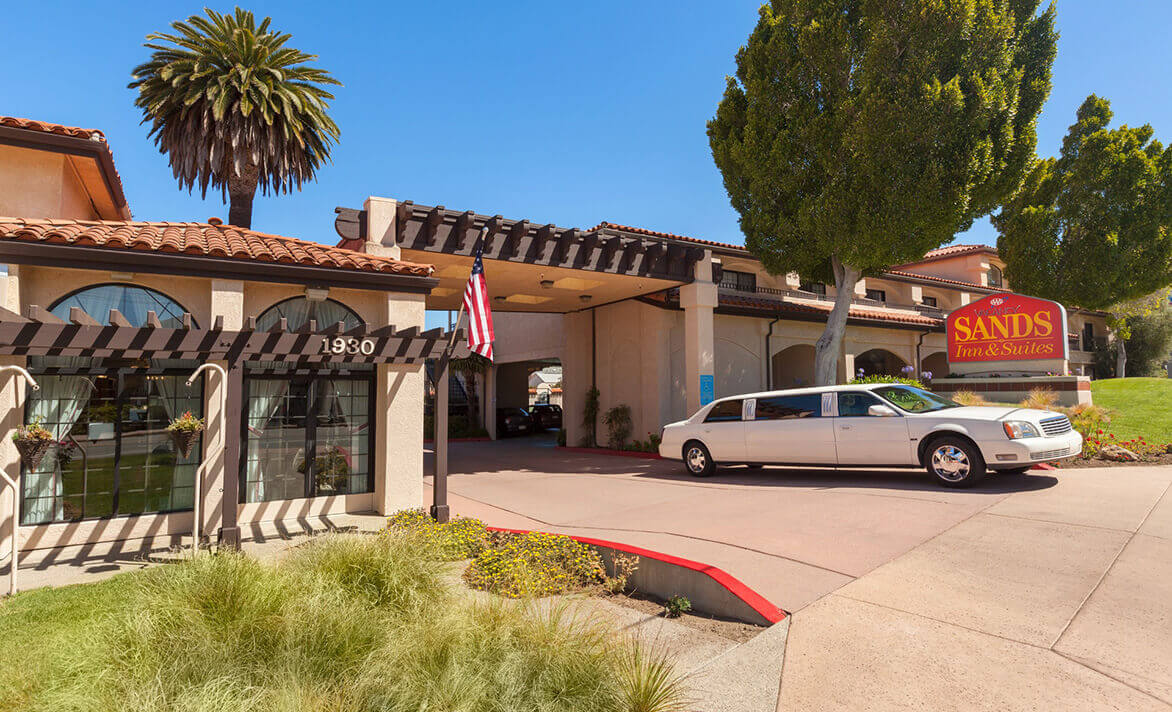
929 406 1050 422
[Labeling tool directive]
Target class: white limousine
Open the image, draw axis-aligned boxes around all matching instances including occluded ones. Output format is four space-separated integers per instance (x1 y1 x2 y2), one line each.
658 383 1082 487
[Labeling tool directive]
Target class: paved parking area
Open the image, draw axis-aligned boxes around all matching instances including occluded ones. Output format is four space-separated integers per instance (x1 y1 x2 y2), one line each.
428 436 1172 711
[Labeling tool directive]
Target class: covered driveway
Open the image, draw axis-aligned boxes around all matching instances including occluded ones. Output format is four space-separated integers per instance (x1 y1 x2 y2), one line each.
425 440 1172 710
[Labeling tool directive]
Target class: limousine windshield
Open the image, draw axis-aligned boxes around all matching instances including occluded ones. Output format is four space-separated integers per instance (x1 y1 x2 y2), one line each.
872 385 960 413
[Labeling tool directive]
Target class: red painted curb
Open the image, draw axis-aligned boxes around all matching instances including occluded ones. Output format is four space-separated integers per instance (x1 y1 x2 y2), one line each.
558 446 663 460
1030 463 1057 470
487 526 787 624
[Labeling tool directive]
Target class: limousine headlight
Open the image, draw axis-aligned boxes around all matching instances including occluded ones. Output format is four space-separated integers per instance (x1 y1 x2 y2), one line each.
1003 421 1041 439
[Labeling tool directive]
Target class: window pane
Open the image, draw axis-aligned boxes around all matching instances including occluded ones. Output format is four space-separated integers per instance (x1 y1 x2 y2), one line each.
314 379 371 496
837 392 884 417
256 298 361 332
756 394 821 420
51 284 190 328
704 400 743 422
22 372 200 523
245 380 307 502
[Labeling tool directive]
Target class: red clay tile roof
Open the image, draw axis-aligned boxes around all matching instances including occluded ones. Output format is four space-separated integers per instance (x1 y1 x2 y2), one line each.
0 116 108 142
592 221 747 251
885 269 1008 292
0 218 435 277
916 244 997 260
718 291 942 327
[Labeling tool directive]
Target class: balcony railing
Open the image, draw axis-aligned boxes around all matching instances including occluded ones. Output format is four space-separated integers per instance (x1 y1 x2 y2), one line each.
712 284 942 316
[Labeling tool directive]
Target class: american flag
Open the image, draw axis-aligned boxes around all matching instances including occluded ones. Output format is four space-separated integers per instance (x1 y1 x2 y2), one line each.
462 237 495 360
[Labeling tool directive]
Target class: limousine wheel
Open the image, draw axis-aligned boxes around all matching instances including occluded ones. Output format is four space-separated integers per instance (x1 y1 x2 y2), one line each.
683 441 716 478
926 436 986 488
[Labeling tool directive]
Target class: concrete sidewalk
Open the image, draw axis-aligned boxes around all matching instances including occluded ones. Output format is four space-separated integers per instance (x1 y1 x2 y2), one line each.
428 438 1172 711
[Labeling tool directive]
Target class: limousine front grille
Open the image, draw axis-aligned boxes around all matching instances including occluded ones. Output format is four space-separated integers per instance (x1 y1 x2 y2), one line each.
1032 446 1072 461
1040 416 1072 436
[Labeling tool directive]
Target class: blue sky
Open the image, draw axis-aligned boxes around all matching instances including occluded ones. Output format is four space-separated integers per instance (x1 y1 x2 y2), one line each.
4 1 1170 252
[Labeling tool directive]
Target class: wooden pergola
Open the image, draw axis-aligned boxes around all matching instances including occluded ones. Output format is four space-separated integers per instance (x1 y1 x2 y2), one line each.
0 304 461 547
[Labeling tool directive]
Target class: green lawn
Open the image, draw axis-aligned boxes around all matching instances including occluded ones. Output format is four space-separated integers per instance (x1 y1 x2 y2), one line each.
1091 377 1172 444
0 575 132 709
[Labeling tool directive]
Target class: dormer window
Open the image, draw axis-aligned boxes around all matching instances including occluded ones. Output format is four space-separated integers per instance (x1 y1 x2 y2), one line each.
987 265 1004 288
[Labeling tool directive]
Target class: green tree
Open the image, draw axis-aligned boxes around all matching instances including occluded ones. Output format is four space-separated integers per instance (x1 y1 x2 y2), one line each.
1102 289 1172 377
130 8 341 229
708 0 1056 384
995 96 1172 371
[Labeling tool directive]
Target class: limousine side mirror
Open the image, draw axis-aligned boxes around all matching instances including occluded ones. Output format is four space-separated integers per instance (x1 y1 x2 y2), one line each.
868 404 898 417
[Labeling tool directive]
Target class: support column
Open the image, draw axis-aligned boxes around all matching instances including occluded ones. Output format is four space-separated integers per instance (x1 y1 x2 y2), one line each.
431 360 450 523
207 280 242 541
484 363 497 440
679 251 718 414
374 363 424 515
218 362 243 548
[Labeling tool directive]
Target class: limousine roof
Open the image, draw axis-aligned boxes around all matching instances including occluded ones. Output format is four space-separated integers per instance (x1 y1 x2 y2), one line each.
709 382 904 403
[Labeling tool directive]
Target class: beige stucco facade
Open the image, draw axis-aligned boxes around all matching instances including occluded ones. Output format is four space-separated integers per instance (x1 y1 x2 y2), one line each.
0 262 427 561
491 244 1109 447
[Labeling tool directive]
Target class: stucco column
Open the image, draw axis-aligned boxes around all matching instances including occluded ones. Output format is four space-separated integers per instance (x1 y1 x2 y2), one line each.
374 292 425 514
0 355 27 572
364 196 403 260
205 280 243 540
375 363 423 514
562 310 593 447
679 252 718 414
484 363 498 440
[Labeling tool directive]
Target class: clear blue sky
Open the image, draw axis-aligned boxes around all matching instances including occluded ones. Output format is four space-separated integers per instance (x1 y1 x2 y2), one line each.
3 1 1170 251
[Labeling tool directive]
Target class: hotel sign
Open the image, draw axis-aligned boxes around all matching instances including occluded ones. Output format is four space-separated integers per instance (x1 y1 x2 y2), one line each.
946 293 1067 363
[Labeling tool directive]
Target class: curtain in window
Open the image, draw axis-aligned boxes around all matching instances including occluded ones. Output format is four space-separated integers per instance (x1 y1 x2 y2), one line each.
23 377 95 523
246 380 290 502
257 299 313 331
315 301 361 330
154 376 202 509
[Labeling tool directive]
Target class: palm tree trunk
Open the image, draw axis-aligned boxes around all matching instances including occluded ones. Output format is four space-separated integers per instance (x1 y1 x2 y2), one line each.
227 161 259 228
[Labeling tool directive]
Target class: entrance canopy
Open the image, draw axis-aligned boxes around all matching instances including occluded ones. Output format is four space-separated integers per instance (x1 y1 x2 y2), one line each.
335 202 705 312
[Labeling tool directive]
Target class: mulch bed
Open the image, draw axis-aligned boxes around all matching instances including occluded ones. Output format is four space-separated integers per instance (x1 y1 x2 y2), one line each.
605 591 765 643
1054 452 1172 468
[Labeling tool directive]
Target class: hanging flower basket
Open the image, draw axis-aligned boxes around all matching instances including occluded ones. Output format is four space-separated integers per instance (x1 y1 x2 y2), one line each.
166 411 205 458
12 419 54 471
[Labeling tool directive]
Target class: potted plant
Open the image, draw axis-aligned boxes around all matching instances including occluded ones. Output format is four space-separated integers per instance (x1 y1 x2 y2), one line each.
12 417 54 471
166 410 205 458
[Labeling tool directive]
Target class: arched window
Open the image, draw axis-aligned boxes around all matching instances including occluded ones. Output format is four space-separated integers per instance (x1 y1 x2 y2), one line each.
987 265 1004 288
256 297 361 332
50 283 194 328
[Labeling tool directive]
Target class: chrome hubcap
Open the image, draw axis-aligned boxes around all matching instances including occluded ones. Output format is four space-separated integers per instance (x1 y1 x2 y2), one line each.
686 447 706 473
931 445 970 481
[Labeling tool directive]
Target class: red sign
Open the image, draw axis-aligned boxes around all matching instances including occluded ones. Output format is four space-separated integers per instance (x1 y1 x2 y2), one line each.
946 293 1067 363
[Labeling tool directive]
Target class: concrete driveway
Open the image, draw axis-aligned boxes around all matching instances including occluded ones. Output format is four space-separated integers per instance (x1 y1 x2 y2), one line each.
426 436 1172 711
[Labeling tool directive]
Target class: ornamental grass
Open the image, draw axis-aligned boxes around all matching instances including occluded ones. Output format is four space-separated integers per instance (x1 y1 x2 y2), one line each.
24 531 687 712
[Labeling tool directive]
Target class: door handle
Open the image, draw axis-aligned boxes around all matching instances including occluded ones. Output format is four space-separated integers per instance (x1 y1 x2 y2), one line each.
840 425 851 430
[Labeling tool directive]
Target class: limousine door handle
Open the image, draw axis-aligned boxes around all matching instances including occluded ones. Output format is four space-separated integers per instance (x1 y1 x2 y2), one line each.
839 424 852 430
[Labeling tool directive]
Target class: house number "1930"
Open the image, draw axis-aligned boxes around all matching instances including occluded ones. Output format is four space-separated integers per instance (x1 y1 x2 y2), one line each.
320 336 376 356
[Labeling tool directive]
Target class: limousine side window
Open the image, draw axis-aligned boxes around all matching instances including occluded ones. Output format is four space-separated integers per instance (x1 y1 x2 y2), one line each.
755 394 822 420
837 391 886 417
704 399 744 423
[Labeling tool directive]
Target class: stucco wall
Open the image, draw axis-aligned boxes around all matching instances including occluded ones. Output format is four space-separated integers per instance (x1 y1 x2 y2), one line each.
0 262 426 557
0 146 99 220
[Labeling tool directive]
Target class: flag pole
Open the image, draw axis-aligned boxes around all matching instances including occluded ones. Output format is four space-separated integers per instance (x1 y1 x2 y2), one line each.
431 227 487 523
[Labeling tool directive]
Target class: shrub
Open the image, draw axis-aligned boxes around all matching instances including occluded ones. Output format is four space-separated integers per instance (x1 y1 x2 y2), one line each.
951 390 988 406
628 432 662 453
663 595 692 618
464 531 605 598
618 644 692 712
603 404 634 450
602 552 640 595
847 374 926 389
582 386 601 447
1020 388 1059 410
387 508 488 560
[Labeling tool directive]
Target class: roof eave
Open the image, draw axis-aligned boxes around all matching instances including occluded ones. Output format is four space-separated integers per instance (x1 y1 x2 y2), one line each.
0 126 131 220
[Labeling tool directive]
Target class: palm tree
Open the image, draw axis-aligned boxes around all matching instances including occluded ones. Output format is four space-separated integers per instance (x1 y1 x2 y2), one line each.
129 8 340 229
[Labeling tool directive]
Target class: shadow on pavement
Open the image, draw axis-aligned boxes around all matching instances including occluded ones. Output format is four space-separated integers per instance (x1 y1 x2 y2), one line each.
428 435 1060 495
